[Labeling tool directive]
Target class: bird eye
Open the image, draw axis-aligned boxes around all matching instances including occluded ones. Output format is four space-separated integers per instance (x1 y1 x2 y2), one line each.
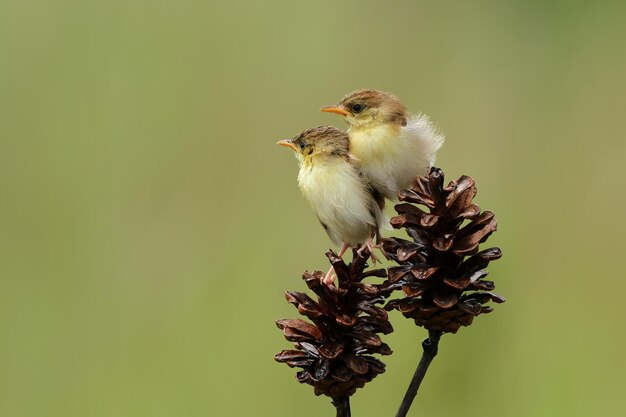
351 103 364 113
299 142 307 150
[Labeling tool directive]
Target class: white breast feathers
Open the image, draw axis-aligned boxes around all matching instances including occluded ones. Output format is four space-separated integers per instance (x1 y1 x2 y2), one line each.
297 158 377 246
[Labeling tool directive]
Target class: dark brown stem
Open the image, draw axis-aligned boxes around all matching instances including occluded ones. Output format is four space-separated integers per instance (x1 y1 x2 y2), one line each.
394 330 442 417
332 396 351 417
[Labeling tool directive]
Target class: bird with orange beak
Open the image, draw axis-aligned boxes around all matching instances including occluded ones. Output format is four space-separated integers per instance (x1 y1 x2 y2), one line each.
277 126 383 285
321 89 444 202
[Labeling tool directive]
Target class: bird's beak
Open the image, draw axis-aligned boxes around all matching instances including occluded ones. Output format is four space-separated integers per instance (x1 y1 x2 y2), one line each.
276 139 297 151
320 105 350 116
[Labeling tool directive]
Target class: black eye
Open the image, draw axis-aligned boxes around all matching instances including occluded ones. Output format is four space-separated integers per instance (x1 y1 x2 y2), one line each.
351 103 364 113
299 141 307 150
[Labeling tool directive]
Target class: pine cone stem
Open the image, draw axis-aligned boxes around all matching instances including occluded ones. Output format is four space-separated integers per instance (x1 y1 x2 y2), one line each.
332 396 351 417
394 331 442 417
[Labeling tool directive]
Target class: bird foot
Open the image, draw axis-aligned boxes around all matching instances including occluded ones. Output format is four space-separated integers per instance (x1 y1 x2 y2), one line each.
323 267 337 286
357 238 382 264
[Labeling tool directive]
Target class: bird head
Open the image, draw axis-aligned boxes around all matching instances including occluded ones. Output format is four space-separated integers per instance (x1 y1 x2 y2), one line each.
277 126 349 164
320 89 408 130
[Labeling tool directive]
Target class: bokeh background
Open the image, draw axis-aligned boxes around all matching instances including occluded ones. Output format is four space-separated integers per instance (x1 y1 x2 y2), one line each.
2 1 625 416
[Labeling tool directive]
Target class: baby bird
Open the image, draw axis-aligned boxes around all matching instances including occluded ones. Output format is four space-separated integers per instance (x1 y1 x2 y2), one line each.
277 126 382 284
321 89 444 201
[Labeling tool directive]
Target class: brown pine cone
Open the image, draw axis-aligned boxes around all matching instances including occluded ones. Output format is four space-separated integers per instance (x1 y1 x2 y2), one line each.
275 249 392 398
382 167 505 334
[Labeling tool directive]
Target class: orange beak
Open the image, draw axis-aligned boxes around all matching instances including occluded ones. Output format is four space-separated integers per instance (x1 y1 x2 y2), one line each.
320 105 350 116
276 139 297 151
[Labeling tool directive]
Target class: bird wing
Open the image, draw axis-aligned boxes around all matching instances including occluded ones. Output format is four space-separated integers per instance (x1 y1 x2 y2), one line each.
350 154 389 239
368 182 390 239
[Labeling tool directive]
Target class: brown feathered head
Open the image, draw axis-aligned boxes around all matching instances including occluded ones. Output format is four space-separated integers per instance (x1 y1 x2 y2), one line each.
321 89 408 129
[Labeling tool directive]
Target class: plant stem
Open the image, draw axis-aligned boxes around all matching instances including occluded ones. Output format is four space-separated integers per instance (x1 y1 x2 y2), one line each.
395 330 442 417
332 396 351 417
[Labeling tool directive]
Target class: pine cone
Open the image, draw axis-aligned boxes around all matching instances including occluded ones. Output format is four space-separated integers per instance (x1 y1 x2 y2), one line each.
382 167 505 334
275 249 392 399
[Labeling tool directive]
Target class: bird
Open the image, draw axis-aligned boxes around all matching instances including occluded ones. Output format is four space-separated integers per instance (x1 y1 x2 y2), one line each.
320 89 444 202
277 126 383 285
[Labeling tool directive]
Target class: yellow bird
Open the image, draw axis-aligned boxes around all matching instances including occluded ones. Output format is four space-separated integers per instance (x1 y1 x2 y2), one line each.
321 89 444 201
277 126 382 284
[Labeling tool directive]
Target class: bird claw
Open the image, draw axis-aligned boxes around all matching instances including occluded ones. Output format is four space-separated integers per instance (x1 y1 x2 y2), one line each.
323 268 337 286
357 239 382 264
324 239 380 284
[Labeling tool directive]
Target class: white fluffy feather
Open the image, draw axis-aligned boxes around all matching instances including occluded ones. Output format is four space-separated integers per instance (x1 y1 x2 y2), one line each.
348 114 444 200
297 157 377 246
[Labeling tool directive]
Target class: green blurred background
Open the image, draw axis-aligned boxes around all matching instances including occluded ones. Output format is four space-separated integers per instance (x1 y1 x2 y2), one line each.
1 1 625 416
